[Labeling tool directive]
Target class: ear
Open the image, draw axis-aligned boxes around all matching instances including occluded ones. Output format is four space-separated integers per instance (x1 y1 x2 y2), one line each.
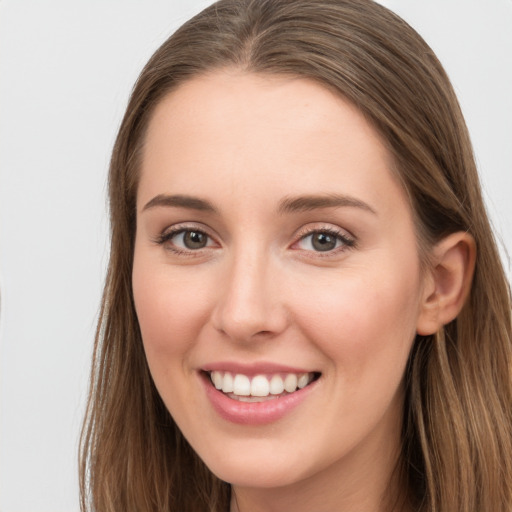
416 231 476 335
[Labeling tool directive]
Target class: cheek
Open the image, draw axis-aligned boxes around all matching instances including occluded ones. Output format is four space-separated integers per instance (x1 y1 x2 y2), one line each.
132 262 211 361
292 263 421 377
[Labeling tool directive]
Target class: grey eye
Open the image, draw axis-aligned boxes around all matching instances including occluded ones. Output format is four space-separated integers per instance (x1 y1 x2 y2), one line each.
158 225 218 253
297 231 343 252
311 232 337 251
181 230 209 249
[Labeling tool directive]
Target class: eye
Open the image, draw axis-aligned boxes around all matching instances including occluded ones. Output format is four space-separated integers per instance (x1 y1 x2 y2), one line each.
156 227 216 252
174 230 211 249
294 229 355 253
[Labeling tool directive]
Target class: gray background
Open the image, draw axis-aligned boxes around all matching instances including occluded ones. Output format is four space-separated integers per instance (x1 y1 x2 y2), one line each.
1 1 510 510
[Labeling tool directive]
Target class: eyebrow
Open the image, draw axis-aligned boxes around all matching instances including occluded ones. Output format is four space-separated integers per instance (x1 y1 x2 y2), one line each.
278 194 377 215
141 192 376 216
142 194 217 213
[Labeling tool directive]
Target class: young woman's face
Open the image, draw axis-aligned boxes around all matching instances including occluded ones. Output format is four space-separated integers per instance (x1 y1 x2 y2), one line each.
133 72 429 495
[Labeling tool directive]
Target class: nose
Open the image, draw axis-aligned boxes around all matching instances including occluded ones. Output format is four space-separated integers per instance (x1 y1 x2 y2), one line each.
211 250 289 343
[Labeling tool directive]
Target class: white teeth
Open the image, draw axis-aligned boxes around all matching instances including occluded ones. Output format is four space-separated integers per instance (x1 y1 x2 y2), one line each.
209 371 315 398
222 372 234 393
297 373 309 389
284 373 298 393
212 370 223 390
269 374 285 395
251 375 270 397
233 374 251 396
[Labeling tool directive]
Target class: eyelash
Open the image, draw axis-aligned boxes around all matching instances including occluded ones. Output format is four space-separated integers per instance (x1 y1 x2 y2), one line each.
292 225 356 256
154 224 356 256
153 224 216 256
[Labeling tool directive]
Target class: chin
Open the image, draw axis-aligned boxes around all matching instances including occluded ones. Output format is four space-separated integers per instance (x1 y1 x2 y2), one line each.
194 437 325 490
208 460 308 489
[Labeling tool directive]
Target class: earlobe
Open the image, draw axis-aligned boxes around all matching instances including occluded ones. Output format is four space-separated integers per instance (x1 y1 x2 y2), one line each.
416 231 476 335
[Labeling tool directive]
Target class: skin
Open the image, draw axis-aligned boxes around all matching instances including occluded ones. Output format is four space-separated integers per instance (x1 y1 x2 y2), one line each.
132 71 438 512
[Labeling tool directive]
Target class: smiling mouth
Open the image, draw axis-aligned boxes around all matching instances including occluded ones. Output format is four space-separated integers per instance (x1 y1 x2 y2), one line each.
206 370 321 402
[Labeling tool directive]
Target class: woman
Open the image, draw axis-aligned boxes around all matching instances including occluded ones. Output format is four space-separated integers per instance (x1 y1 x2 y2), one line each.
79 0 512 510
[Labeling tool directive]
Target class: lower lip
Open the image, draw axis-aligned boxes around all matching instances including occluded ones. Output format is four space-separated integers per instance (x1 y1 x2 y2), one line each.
201 373 317 425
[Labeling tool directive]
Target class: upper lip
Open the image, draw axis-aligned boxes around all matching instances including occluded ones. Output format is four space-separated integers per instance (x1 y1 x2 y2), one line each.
201 361 317 376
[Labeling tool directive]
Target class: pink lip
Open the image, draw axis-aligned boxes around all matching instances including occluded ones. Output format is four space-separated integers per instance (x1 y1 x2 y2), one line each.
200 370 318 425
201 361 313 376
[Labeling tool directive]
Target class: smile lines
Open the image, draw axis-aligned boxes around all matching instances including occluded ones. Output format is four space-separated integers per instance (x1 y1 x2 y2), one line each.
209 371 316 401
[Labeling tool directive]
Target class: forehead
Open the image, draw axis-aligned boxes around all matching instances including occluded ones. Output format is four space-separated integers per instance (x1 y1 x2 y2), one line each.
138 71 405 217
143 71 386 159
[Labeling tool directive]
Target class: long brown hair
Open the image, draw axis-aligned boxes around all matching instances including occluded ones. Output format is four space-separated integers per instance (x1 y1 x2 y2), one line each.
79 1 512 510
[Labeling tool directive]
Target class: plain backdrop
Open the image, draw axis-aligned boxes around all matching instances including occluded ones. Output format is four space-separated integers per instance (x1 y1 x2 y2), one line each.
0 1 510 510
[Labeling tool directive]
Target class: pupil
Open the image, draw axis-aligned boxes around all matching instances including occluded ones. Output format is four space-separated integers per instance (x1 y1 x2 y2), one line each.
184 231 207 249
312 233 336 252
